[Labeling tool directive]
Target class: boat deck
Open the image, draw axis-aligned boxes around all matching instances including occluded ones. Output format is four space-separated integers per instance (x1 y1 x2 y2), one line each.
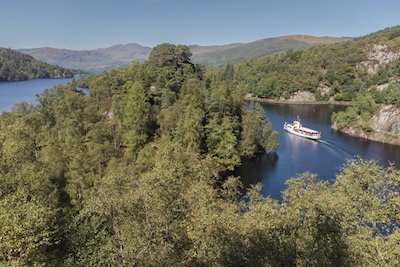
298 126 319 134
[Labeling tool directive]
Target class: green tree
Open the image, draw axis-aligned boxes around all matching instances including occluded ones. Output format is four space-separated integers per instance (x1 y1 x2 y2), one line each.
142 43 197 109
282 173 352 266
175 102 205 154
373 67 390 85
208 81 233 119
122 81 151 158
0 188 58 265
206 116 241 170
173 79 206 153
239 103 279 157
332 159 400 266
383 82 400 106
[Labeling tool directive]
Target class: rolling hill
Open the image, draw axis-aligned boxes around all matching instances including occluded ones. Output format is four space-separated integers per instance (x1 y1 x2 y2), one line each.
19 43 151 72
19 35 350 71
191 35 351 66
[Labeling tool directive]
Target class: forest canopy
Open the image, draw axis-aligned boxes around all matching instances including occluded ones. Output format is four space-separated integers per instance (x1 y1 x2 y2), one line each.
0 43 399 266
236 26 400 102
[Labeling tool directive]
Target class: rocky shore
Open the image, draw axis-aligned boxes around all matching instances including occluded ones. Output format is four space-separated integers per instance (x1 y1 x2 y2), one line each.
332 105 400 146
245 95 352 106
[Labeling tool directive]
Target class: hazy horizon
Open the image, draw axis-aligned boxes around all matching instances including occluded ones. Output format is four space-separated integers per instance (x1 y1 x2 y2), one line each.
16 34 355 51
1 0 399 50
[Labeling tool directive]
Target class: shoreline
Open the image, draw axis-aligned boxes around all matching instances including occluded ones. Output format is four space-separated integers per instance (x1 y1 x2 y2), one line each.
245 96 353 106
248 96 400 146
332 124 400 147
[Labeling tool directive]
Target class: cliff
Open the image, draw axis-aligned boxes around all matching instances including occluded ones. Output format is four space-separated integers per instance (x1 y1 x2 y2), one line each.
332 105 400 145
357 44 400 73
288 91 316 103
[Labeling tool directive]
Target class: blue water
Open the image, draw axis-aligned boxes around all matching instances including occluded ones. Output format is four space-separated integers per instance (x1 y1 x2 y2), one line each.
1 79 399 200
0 77 75 112
237 103 400 200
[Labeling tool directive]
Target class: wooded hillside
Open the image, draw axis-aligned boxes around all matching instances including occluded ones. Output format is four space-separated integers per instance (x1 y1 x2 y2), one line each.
0 47 73 81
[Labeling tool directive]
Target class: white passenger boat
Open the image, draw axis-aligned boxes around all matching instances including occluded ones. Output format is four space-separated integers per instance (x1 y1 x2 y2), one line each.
284 117 321 140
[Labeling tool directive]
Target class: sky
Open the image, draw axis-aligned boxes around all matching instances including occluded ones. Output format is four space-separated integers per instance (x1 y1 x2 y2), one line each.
1 0 399 50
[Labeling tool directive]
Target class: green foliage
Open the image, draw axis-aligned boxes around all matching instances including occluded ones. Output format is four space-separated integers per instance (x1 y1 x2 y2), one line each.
0 47 73 81
122 81 151 158
331 160 400 266
239 103 279 157
371 81 400 106
208 81 235 118
141 43 198 109
237 26 400 102
237 39 367 101
175 101 205 154
332 94 378 130
278 159 400 266
2 43 399 266
332 107 359 130
191 37 345 66
384 83 400 106
206 116 241 170
373 67 390 85
3 137 399 266
0 188 57 265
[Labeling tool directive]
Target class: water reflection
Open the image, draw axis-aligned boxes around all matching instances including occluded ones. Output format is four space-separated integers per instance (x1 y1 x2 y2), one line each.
286 132 319 149
238 153 278 187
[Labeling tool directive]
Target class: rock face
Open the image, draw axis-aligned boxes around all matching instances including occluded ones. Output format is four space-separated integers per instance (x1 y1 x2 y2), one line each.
288 91 316 102
317 83 331 96
372 105 400 133
332 105 400 146
357 44 400 73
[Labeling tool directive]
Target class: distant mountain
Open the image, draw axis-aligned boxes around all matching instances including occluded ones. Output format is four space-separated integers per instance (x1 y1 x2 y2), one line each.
19 43 151 72
0 47 73 81
189 43 243 54
277 35 352 44
191 35 352 66
19 35 351 70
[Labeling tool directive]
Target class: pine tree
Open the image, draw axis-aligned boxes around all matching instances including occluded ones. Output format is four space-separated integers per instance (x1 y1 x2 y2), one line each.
206 116 240 170
122 81 150 158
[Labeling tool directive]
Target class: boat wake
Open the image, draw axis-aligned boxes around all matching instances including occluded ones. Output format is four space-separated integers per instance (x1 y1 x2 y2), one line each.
317 139 330 145
318 139 354 159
